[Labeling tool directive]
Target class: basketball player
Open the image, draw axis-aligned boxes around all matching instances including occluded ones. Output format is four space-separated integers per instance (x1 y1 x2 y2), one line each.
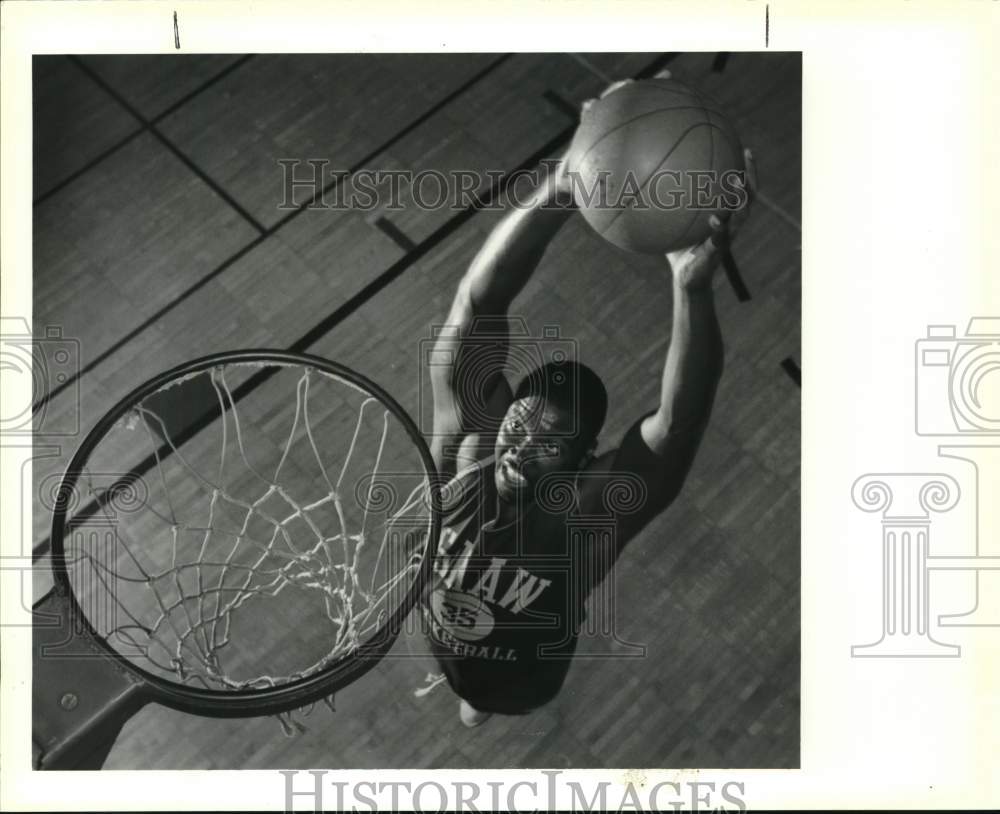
421 78 755 727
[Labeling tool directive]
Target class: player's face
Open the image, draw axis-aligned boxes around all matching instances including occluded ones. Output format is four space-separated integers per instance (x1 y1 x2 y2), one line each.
494 396 584 504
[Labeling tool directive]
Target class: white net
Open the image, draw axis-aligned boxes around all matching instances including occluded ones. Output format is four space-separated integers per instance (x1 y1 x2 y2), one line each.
59 360 434 720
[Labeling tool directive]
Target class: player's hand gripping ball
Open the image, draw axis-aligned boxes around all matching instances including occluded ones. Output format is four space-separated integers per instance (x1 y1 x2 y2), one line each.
667 146 757 291
566 73 748 255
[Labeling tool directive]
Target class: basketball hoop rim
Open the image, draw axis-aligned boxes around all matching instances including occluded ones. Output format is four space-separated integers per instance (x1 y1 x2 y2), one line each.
47 349 442 718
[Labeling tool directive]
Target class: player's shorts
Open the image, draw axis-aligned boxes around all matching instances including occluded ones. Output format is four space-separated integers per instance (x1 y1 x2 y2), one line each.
440 634 580 715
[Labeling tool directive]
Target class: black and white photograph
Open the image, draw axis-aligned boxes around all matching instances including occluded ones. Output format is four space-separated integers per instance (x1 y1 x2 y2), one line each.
4 2 1000 811
24 49 801 773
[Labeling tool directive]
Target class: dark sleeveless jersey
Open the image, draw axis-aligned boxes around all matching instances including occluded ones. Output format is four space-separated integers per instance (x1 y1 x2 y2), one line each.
421 418 683 713
421 456 584 714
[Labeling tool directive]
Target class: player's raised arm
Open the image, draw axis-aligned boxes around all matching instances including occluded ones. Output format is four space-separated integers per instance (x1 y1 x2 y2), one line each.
575 218 729 576
640 149 755 470
638 222 726 460
428 158 577 477
463 157 576 312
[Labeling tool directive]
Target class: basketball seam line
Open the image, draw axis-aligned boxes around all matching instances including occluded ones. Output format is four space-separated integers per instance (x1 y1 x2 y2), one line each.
575 106 720 170
673 84 744 251
600 120 731 242
676 86 717 247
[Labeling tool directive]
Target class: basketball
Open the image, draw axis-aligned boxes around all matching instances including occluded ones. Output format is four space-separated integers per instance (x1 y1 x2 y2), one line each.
566 77 746 255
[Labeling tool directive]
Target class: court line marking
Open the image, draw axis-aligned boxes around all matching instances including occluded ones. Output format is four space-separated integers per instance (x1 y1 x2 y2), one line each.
722 251 752 302
756 189 800 232
70 55 268 233
34 55 256 207
542 89 579 121
373 216 417 253
568 53 611 83
780 357 801 387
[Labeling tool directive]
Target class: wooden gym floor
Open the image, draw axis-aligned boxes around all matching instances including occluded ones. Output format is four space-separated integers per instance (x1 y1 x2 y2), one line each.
31 51 801 769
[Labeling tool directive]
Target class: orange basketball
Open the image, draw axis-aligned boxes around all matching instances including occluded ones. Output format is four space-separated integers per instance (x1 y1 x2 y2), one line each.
566 78 746 255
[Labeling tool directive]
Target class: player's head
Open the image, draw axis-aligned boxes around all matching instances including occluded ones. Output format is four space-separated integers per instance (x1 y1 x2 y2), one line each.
494 361 608 504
